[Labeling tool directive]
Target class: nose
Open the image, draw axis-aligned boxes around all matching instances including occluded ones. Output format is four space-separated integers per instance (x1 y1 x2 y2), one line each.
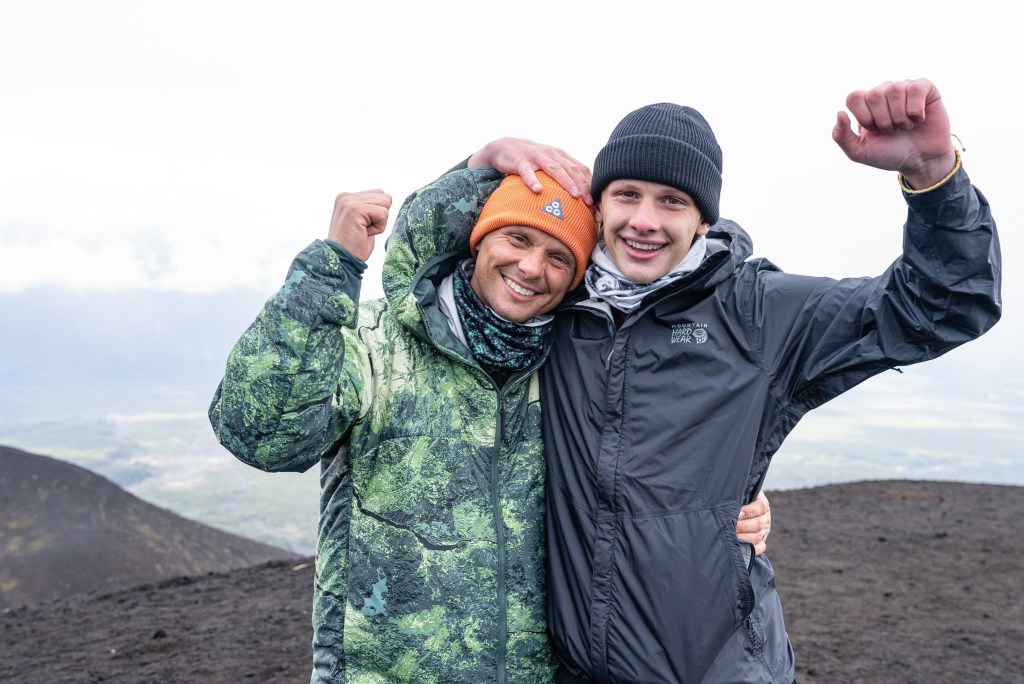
517 247 545 280
628 199 657 232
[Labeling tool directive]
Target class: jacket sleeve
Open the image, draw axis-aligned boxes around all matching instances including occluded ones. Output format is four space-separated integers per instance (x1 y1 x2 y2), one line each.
208 240 369 472
749 165 1001 414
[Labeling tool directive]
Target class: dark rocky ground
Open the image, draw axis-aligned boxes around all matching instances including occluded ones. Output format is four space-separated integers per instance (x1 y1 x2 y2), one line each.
2 479 1022 683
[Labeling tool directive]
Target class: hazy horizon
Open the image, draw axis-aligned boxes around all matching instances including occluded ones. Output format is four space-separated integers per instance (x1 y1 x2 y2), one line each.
2 2 1020 553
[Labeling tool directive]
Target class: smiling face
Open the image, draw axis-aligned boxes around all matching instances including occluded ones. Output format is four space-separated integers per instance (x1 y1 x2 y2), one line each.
469 224 577 323
596 179 710 284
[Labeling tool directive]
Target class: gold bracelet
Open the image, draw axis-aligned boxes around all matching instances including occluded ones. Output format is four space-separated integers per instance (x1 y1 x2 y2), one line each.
899 147 962 195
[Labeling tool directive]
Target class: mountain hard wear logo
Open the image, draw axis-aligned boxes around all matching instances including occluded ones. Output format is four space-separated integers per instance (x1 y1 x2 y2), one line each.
671 322 708 344
543 199 564 220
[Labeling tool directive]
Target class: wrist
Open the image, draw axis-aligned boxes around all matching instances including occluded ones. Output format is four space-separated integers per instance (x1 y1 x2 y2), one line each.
899 149 959 193
897 148 958 192
467 148 489 169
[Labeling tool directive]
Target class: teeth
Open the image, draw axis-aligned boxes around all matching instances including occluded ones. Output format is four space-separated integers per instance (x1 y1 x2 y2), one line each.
504 276 537 296
625 239 662 251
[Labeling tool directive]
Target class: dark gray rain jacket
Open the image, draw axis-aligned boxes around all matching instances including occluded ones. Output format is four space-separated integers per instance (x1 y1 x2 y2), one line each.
541 166 1001 683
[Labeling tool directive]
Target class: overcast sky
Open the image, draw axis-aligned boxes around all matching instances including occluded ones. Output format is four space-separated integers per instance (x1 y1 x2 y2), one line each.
1 1 1021 502
2 2 1019 356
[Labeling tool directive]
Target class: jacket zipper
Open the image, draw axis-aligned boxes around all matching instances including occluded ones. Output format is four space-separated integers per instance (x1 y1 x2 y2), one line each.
419 297 526 683
490 373 533 684
493 389 508 684
579 303 638 680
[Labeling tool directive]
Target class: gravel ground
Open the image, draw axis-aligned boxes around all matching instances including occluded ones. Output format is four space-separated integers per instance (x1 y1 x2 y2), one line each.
2 480 1021 683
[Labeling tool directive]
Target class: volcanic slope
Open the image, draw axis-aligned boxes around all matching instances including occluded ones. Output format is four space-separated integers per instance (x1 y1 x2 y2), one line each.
0 444 297 610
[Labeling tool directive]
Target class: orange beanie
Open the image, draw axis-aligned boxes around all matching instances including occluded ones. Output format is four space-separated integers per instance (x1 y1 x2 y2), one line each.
470 172 597 288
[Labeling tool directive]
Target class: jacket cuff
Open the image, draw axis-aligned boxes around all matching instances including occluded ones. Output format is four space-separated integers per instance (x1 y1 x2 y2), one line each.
902 160 970 211
284 240 364 327
323 239 369 276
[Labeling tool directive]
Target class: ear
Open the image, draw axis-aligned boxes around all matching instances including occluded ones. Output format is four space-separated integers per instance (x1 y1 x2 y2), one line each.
594 204 610 242
696 220 711 237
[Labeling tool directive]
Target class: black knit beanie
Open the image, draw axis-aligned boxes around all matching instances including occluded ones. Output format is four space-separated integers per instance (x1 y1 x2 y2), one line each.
591 103 723 225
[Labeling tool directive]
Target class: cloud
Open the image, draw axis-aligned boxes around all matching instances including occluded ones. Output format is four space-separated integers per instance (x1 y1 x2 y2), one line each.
0 220 316 294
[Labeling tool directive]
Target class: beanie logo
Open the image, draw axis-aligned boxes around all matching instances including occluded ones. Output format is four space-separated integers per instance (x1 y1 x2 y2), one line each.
542 199 565 220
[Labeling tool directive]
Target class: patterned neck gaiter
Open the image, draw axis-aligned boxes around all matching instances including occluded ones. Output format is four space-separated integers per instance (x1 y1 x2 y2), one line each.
451 263 552 373
585 236 708 313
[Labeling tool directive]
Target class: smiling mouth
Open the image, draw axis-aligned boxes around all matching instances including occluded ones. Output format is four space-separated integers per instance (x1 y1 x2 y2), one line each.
503 275 538 297
624 239 663 252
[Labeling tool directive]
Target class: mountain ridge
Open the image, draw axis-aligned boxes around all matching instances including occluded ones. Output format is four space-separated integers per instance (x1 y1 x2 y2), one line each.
0 444 298 610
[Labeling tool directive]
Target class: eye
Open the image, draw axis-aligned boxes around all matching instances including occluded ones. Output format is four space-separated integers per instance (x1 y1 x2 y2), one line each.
549 252 574 269
507 232 529 245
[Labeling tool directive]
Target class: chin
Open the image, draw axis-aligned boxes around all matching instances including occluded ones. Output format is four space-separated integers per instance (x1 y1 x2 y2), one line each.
626 264 669 285
499 304 544 324
620 271 653 285
507 311 539 324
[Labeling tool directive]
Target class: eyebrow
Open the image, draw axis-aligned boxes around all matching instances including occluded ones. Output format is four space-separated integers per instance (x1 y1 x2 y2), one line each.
503 225 575 261
611 181 641 191
611 180 690 201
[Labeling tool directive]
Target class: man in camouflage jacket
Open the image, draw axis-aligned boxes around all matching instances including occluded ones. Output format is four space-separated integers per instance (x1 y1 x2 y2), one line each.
209 168 595 683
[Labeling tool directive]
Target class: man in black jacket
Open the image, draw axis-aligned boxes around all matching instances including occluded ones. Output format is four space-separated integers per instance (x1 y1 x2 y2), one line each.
468 78 1002 682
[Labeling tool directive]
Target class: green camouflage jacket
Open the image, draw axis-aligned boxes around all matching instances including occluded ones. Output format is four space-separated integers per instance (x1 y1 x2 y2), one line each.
209 168 554 683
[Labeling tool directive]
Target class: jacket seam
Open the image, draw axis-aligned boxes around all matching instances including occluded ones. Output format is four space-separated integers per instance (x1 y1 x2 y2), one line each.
600 331 633 680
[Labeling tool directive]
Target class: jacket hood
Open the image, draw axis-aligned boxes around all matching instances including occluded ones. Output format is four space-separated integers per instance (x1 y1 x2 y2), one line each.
381 167 505 343
692 218 753 287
